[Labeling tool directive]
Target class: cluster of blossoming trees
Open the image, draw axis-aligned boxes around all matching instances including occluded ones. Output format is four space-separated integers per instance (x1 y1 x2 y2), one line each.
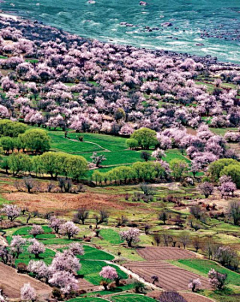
0 16 239 138
0 218 127 299
0 16 239 189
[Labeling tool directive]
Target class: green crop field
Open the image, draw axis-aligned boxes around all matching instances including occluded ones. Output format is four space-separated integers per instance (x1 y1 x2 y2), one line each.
171 259 240 286
47 129 190 169
100 229 123 245
78 245 114 261
111 294 156 301
80 260 127 285
68 299 108 302
210 128 238 136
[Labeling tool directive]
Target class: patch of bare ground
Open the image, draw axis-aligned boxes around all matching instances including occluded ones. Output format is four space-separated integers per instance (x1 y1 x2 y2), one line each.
196 190 240 211
137 247 196 261
77 279 100 292
124 261 211 291
2 191 139 214
181 292 215 302
0 262 51 299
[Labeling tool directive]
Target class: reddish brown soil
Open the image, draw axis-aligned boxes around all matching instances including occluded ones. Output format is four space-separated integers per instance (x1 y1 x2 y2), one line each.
3 191 136 214
148 290 214 302
124 261 211 291
137 247 196 261
0 262 51 299
181 292 215 302
78 278 99 291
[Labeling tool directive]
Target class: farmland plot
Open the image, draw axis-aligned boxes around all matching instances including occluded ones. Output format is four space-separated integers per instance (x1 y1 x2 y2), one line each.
0 262 51 299
137 247 196 261
124 261 210 291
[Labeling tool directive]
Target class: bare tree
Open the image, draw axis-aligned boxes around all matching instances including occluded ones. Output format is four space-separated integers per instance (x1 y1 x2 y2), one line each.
158 210 168 225
47 182 55 193
140 183 156 196
74 207 89 225
190 205 202 220
179 232 190 249
94 210 109 228
116 215 128 227
192 236 201 252
153 234 161 246
162 232 173 247
203 237 218 260
144 224 151 235
228 201 240 226
23 177 35 193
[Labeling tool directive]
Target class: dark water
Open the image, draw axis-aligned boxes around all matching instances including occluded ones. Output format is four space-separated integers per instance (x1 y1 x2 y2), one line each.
1 0 240 62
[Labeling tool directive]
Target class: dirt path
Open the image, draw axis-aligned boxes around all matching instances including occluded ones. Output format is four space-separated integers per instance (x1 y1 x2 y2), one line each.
68 138 110 152
0 262 51 300
105 260 159 291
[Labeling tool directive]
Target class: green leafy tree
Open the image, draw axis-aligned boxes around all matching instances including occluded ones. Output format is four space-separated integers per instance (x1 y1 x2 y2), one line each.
220 164 240 188
8 153 32 176
117 166 135 184
13 137 24 152
208 159 239 181
0 120 27 137
1 157 10 173
40 152 59 178
1 137 14 154
64 155 88 180
31 156 44 176
132 162 156 181
126 138 138 150
170 159 188 180
131 128 158 149
19 129 50 153
92 170 103 185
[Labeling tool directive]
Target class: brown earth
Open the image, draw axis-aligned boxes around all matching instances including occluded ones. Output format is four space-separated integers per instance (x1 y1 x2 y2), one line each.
181 292 215 302
148 290 215 302
3 191 139 214
0 262 51 300
78 278 100 292
124 261 211 291
137 247 197 261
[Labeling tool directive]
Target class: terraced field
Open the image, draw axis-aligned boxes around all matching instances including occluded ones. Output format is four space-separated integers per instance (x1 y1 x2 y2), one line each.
136 247 196 261
0 262 51 299
124 261 210 291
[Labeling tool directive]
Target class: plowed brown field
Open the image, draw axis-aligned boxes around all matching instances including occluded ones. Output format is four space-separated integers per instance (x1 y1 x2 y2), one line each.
124 261 211 291
3 191 139 214
0 262 51 299
137 247 196 261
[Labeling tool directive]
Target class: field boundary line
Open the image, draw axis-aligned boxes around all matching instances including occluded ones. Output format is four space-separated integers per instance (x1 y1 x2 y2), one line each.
105 260 160 291
68 138 111 152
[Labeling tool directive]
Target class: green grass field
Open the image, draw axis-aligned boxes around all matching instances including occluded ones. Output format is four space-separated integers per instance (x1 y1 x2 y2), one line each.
68 298 108 302
13 226 52 236
111 294 155 301
171 259 240 286
15 246 56 266
80 260 127 285
210 128 238 136
68 295 155 302
100 229 123 245
47 129 190 169
78 245 114 261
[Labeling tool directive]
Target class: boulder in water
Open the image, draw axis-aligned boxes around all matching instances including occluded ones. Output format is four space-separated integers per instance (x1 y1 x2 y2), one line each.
161 22 173 27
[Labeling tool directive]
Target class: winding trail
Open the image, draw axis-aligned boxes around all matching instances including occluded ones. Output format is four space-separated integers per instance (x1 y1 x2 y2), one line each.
68 137 110 152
